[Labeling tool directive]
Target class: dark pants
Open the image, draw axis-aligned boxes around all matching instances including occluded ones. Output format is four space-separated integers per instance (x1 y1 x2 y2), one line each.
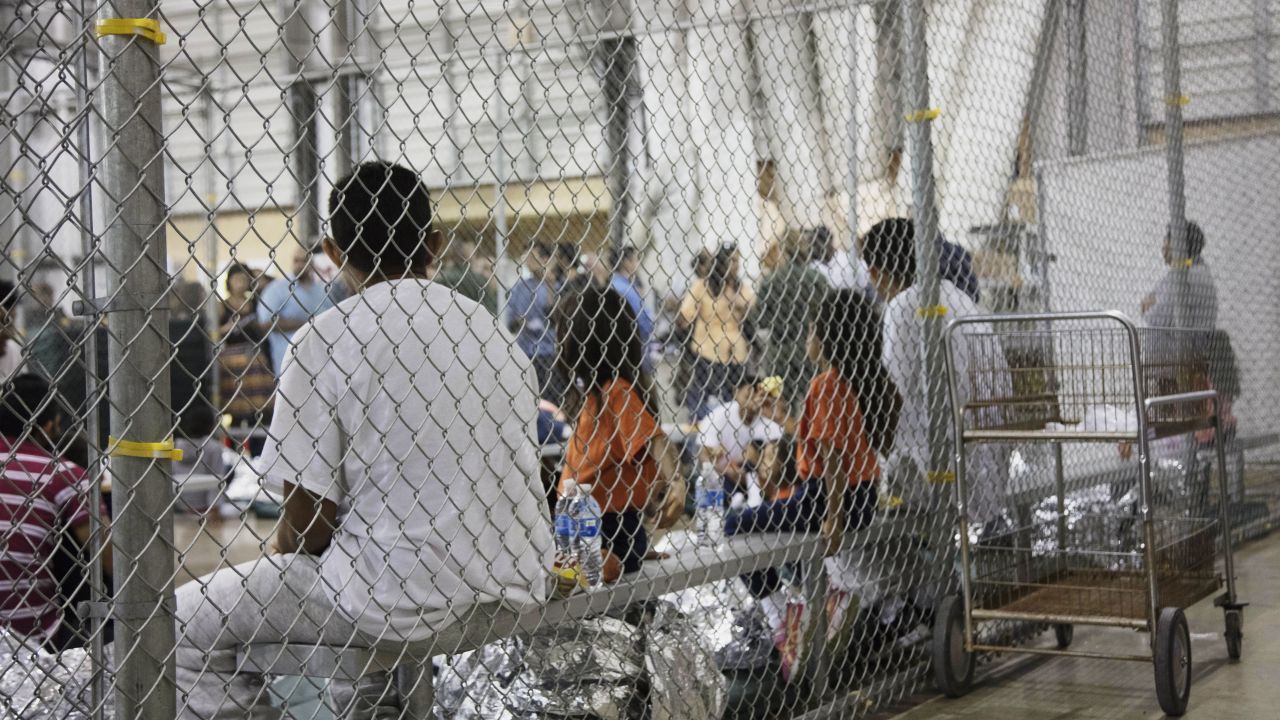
727 480 878 598
686 355 746 421
602 509 648 575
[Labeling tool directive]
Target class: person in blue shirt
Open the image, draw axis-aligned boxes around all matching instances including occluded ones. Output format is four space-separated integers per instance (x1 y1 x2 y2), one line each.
256 246 338 375
608 245 655 371
504 241 566 402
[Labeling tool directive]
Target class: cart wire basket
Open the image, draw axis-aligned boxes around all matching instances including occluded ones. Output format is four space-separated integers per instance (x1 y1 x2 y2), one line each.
931 311 1245 716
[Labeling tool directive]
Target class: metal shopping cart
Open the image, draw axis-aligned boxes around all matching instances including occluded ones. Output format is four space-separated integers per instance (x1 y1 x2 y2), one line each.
932 311 1245 716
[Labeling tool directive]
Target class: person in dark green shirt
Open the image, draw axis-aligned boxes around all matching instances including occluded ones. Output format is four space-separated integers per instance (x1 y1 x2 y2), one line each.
748 232 830 412
434 239 498 314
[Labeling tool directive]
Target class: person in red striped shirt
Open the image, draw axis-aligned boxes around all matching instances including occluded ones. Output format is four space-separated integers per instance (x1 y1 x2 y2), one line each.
0 374 110 645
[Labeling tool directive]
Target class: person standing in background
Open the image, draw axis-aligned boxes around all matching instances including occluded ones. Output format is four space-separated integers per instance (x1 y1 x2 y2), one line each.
750 232 830 412
809 226 872 295
0 280 22 381
1141 220 1217 330
217 263 274 431
257 246 337 377
862 218 1009 526
608 245 655 371
504 241 566 403
679 244 754 420
434 239 498 315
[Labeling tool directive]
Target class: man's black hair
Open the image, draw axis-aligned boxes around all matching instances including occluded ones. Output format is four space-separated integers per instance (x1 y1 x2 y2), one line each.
861 217 917 282
1174 221 1206 260
0 374 60 439
328 161 436 276
0 279 16 312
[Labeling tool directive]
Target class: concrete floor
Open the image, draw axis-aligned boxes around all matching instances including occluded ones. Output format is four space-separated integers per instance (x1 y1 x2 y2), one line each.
892 533 1280 719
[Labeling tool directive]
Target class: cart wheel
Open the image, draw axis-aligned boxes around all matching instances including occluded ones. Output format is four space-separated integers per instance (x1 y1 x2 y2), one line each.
1154 607 1191 716
1054 623 1073 649
1224 608 1243 661
932 595 974 698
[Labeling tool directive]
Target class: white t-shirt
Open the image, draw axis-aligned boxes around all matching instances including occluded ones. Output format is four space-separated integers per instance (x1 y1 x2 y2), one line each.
812 250 872 294
1143 262 1218 330
698 400 785 464
0 339 22 381
882 280 1010 524
262 279 554 642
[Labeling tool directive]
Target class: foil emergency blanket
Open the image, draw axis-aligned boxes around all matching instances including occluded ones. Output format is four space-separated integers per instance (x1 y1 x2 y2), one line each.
0 630 110 719
436 607 724 720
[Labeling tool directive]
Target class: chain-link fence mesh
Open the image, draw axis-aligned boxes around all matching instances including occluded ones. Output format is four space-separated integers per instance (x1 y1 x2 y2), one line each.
0 0 1277 717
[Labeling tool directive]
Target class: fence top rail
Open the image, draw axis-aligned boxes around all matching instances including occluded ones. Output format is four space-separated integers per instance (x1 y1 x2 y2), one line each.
239 513 925 675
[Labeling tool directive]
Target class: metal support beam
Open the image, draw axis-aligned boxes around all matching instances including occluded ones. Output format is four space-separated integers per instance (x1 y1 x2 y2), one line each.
900 0 954 609
1159 0 1189 333
333 0 377 176
1133 0 1152 142
1252 0 1274 114
281 0 323 247
602 36 641 252
1066 0 1088 156
95 1 178 717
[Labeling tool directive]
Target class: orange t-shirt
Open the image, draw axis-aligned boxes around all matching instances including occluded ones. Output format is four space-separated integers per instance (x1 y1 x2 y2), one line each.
792 369 880 495
560 379 663 514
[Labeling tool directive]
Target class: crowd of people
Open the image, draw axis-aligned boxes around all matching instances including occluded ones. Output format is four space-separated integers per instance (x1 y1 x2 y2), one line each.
0 155 1236 716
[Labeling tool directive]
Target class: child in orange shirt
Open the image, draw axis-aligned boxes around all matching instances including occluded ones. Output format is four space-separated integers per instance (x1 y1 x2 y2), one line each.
557 285 685 577
726 290 899 595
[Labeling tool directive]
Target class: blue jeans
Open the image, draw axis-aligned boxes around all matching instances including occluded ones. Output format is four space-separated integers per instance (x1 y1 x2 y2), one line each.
727 480 878 598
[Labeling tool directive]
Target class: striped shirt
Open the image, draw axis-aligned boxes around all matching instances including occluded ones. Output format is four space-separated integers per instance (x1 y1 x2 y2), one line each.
0 436 99 642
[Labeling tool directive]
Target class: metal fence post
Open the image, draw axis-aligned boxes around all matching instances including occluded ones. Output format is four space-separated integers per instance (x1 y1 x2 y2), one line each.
95 2 178 717
900 0 950 510
1159 0 1190 332
281 0 323 247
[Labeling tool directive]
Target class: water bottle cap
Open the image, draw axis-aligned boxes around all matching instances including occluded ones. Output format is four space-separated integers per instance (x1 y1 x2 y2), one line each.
562 479 577 495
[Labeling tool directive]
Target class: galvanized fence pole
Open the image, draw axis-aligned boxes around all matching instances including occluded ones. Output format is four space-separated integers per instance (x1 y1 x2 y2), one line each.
900 0 951 520
95 2 179 717
1159 0 1191 333
72 1 109 716
899 0 962 636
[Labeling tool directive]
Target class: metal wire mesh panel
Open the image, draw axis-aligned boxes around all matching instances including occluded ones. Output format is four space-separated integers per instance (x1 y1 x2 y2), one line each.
0 0 1277 718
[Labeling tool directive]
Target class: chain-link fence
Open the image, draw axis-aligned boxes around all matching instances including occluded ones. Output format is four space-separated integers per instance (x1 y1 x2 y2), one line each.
1 0 1278 718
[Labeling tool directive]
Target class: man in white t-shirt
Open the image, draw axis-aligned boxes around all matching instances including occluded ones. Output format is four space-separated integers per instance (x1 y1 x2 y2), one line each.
862 218 1010 526
173 162 554 719
808 226 873 294
698 374 785 491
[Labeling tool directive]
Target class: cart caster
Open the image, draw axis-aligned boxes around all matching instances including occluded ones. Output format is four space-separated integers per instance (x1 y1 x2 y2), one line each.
1154 607 1191 716
932 595 974 698
1054 623 1073 649
1224 608 1243 661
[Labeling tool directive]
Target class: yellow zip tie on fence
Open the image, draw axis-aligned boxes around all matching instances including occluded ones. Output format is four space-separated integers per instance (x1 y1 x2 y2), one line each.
927 470 956 484
1166 94 1190 107
1182 258 1194 268
96 18 167 46
108 437 184 462
916 304 948 318
905 108 941 123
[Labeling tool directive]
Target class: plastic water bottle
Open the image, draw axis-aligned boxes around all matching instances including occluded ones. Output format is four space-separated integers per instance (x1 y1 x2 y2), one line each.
695 462 727 547
553 481 578 571
572 484 604 588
